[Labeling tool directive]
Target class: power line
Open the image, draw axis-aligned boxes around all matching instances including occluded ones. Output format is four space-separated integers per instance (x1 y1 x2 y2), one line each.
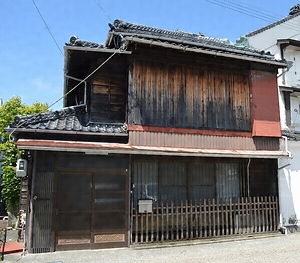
208 0 275 23
9 47 126 139
93 0 113 22
48 50 120 109
207 0 300 32
206 0 300 33
31 0 64 56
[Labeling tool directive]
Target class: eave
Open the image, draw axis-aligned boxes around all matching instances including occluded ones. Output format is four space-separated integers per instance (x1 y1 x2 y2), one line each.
8 128 128 137
277 39 300 48
64 45 132 54
16 139 289 159
104 29 287 67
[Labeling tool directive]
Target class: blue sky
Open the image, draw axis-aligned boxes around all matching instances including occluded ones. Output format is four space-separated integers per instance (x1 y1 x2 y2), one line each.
0 0 299 110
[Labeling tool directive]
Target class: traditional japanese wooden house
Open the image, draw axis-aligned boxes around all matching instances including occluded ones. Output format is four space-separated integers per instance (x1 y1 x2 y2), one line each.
9 19 289 253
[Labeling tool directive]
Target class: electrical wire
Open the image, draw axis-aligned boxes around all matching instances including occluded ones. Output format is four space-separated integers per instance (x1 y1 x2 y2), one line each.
209 0 300 32
207 0 275 24
8 0 118 138
48 50 120 109
31 0 64 56
93 0 112 22
206 0 300 33
9 46 126 139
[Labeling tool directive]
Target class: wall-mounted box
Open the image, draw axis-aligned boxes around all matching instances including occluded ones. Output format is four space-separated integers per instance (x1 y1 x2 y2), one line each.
138 199 153 213
16 159 27 177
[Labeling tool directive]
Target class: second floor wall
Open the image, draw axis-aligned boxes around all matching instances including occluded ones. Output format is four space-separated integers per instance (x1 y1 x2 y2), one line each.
128 56 251 132
64 45 282 137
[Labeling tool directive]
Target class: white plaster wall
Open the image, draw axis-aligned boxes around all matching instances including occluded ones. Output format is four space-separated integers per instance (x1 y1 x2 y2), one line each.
278 141 300 226
247 15 300 88
247 14 300 227
290 94 300 131
247 15 300 51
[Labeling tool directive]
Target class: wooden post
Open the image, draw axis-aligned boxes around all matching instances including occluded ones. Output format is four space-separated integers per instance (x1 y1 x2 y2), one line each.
257 196 261 232
176 201 179 241
171 201 174 241
229 198 233 235
161 201 164 241
146 212 149 242
156 204 159 241
180 201 184 239
166 202 169 240
253 196 257 233
203 199 207 237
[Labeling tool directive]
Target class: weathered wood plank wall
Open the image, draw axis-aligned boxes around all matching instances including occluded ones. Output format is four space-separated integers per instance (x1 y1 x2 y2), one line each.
129 58 251 131
90 57 128 123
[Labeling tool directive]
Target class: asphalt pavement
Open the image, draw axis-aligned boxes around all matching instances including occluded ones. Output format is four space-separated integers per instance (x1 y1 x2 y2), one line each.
4 232 300 263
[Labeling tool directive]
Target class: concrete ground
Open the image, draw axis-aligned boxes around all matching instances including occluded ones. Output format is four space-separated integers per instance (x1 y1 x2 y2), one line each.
4 232 300 263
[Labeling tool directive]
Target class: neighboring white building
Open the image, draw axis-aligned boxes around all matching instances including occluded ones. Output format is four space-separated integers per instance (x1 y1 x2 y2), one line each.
241 4 300 229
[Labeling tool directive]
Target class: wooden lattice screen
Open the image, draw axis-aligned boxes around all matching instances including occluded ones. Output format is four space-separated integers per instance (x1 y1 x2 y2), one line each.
132 196 278 244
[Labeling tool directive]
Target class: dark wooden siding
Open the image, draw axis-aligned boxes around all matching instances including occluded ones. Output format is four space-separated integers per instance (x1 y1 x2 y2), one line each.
55 153 129 250
29 151 130 252
129 59 251 131
90 56 128 123
30 151 56 253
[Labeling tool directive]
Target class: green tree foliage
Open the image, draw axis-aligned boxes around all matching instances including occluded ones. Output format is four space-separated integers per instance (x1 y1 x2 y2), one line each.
0 96 49 210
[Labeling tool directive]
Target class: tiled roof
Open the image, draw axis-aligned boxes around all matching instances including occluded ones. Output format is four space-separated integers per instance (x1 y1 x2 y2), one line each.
109 19 252 51
65 35 104 49
282 130 300 141
66 19 285 65
10 106 127 134
246 8 300 37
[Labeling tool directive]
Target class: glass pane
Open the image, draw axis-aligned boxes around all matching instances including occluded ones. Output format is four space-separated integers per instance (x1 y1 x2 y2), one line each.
159 161 187 202
190 162 216 200
132 160 158 206
216 163 240 199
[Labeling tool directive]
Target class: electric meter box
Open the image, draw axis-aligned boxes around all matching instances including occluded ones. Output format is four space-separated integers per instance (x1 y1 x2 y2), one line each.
138 199 153 213
16 159 27 177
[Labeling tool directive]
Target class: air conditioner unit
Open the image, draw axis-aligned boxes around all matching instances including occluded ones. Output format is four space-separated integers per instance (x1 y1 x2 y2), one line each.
16 159 27 177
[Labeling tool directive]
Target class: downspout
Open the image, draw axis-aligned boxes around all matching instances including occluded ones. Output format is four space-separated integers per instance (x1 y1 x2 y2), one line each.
64 74 87 107
277 136 292 234
281 136 292 160
279 43 287 84
247 158 251 197
277 43 293 80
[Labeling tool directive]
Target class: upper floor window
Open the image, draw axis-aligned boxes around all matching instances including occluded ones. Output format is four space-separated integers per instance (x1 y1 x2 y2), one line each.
90 79 126 123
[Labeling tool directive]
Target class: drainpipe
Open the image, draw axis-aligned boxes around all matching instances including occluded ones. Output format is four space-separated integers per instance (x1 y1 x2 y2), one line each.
247 158 251 197
281 136 292 159
64 74 87 107
278 43 288 83
277 43 293 82
277 136 293 233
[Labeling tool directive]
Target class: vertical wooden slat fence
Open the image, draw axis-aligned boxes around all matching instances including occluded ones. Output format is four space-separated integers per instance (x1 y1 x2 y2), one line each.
132 196 278 244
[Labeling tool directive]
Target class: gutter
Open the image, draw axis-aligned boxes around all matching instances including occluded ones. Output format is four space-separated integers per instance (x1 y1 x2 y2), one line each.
278 41 294 82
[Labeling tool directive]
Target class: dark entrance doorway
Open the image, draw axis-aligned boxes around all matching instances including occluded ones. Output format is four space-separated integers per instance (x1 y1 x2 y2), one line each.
55 154 129 250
